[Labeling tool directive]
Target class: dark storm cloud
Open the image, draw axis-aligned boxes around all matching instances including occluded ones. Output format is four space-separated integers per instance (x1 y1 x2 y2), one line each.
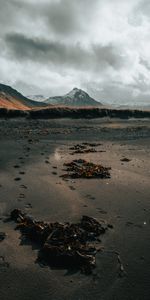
0 0 19 33
44 1 81 35
43 0 99 36
136 0 150 17
0 0 150 105
0 0 31 24
0 0 98 36
5 33 124 71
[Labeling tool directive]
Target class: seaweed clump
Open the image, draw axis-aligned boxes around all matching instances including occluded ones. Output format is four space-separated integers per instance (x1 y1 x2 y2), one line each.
61 159 111 179
10 209 111 274
70 144 97 154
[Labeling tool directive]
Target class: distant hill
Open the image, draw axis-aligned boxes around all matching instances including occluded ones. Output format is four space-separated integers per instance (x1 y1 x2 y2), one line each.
27 95 47 102
0 84 47 110
116 104 150 111
45 88 101 107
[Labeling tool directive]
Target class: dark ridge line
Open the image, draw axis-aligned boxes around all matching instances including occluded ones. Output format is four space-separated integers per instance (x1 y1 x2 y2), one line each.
0 107 150 119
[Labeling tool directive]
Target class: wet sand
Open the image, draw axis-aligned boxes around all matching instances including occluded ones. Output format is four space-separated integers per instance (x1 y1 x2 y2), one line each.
0 118 150 300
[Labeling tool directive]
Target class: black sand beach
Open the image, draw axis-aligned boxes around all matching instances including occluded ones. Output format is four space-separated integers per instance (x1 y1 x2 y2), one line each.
0 118 150 300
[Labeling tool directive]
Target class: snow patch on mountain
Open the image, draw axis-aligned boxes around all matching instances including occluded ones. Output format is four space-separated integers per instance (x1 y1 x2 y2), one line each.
45 88 101 106
27 95 47 102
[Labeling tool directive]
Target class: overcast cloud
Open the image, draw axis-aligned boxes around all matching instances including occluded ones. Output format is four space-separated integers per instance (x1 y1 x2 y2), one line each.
0 0 150 105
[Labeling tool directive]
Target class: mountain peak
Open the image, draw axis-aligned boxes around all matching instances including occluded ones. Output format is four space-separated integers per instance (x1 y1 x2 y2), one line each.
45 88 101 107
71 87 85 93
72 87 83 93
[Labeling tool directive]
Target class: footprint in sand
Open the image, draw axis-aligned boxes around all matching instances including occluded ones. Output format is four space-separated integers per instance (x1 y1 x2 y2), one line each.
20 184 27 189
17 192 25 202
19 171 25 175
17 198 22 202
45 160 50 164
85 194 96 200
96 208 107 214
19 193 25 198
0 256 9 268
14 177 21 181
0 232 6 242
14 165 20 168
69 186 76 191
25 203 32 209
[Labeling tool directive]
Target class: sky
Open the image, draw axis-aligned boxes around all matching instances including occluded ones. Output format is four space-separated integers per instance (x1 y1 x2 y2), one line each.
0 0 150 105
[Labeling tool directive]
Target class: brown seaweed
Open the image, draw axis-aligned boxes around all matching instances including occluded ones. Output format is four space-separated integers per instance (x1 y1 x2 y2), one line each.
10 209 111 274
61 159 111 179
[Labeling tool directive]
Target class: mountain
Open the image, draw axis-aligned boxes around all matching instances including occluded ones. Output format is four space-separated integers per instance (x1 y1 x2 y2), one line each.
0 84 46 110
45 88 101 107
27 95 47 102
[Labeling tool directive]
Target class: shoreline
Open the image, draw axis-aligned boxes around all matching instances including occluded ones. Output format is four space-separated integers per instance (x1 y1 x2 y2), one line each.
0 119 150 300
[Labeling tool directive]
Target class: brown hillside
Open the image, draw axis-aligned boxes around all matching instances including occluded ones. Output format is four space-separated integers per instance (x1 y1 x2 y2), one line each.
0 93 30 110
